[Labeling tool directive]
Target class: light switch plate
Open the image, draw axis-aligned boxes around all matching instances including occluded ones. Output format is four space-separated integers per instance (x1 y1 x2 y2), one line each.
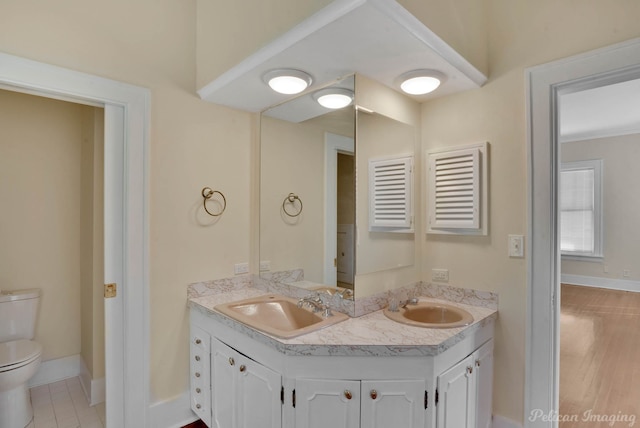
508 235 524 258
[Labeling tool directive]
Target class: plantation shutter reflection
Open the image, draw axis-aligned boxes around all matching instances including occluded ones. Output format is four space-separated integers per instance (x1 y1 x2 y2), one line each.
368 156 413 231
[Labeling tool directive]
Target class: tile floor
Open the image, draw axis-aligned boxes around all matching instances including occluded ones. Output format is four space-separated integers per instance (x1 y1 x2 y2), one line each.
26 377 105 428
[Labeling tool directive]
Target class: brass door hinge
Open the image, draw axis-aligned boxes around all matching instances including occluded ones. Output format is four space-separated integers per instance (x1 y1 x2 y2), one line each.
104 283 117 298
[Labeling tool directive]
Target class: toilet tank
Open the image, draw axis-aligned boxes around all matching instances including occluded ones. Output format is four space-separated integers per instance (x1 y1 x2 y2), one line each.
0 288 41 342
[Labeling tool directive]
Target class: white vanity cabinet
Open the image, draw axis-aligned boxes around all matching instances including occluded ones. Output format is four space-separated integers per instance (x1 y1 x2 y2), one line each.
294 379 360 428
294 378 425 428
211 338 282 428
189 305 495 428
435 339 493 428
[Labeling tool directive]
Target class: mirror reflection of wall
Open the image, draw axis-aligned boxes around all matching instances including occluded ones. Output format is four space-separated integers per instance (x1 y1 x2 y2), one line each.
356 111 415 275
260 74 421 299
260 76 355 293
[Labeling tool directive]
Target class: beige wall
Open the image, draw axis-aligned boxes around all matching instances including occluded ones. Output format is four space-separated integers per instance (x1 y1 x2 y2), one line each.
561 134 640 282
0 0 253 402
0 90 83 361
420 0 640 423
196 0 332 89
4 0 640 417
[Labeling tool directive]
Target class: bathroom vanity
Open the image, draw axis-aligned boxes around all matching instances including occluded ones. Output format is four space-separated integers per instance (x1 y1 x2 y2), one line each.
188 287 496 428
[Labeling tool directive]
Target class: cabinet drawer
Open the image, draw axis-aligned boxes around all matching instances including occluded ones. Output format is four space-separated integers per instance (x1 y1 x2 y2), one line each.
190 326 211 426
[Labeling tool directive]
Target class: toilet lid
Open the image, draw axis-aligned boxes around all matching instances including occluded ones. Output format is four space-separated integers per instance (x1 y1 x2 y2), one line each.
0 339 42 370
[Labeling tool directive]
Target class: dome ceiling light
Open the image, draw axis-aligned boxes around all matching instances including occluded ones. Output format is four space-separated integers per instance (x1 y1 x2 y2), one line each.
399 70 446 95
313 87 354 109
263 69 313 95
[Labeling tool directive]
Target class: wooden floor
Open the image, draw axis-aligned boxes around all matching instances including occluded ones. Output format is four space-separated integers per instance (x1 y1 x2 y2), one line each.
560 284 640 427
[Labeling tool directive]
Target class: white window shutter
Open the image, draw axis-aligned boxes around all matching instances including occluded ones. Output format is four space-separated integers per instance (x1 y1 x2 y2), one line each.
428 142 488 234
368 155 413 231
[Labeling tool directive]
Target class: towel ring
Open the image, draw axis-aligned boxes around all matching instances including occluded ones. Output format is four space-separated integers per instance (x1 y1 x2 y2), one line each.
201 187 226 217
282 193 303 217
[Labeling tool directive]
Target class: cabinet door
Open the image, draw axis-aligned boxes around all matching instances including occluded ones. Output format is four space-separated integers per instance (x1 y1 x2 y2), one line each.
361 380 425 428
211 339 236 428
437 354 475 428
190 327 211 427
474 340 494 428
236 354 282 428
295 379 360 428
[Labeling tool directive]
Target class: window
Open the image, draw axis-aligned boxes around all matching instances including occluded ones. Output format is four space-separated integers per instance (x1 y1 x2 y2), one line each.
560 159 603 258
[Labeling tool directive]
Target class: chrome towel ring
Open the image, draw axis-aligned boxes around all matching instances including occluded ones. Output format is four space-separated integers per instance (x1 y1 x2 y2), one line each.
201 187 227 217
282 193 303 217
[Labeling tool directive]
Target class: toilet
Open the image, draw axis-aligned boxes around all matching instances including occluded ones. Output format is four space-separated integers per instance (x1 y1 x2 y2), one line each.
0 289 43 428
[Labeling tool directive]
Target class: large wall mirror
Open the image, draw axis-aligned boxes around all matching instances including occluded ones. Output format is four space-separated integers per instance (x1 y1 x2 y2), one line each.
260 74 417 299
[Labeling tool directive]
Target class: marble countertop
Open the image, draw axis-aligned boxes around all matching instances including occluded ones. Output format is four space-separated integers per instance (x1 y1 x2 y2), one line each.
189 288 497 357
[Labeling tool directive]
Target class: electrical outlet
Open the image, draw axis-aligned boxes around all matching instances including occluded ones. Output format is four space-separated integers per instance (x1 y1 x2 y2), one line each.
259 260 271 272
432 269 449 282
623 269 631 278
508 234 524 258
234 262 249 275
603 264 609 273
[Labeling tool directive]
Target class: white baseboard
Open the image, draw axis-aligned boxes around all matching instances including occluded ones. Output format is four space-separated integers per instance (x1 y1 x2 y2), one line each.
29 354 82 387
149 391 198 428
79 358 105 406
493 414 523 428
561 274 640 293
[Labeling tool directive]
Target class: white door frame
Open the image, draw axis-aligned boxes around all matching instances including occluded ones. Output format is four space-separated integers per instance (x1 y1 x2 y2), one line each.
525 38 640 427
324 132 354 285
0 52 150 427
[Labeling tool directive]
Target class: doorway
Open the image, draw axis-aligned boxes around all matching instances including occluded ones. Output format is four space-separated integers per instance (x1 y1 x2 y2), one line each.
0 52 149 427
324 132 355 287
557 77 640 425
0 90 107 424
526 39 640 426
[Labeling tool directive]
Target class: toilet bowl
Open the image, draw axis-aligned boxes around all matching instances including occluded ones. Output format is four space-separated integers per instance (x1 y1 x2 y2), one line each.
0 340 42 428
0 289 42 428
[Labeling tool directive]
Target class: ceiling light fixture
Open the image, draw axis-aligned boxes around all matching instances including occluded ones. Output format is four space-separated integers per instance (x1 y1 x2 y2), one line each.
313 88 354 109
399 70 446 95
262 69 313 95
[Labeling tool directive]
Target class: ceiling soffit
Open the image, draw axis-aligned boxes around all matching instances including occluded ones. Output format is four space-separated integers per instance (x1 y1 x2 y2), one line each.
197 0 487 113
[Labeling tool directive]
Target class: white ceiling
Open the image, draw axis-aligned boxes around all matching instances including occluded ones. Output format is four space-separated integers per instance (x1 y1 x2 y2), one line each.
560 78 640 142
197 0 487 113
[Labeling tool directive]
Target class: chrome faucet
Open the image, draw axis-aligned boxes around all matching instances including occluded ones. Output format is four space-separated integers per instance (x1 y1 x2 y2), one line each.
298 293 333 317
